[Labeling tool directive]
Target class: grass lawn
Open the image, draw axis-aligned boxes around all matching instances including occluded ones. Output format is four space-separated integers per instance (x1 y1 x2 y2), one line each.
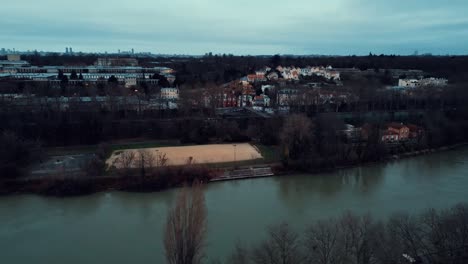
46 139 181 157
46 145 98 156
206 144 281 169
109 140 179 152
256 145 281 163
205 158 265 169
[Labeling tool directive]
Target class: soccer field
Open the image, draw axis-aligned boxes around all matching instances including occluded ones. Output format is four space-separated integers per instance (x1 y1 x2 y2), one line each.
106 143 263 168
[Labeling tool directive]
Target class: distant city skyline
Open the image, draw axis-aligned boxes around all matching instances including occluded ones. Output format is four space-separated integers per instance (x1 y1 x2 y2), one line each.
1 0 468 55
0 47 456 57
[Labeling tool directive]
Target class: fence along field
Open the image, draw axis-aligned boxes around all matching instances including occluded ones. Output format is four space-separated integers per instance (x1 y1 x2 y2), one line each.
106 143 263 168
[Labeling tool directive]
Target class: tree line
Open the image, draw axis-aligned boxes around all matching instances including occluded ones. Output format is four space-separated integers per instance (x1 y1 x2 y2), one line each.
279 112 468 172
226 204 468 264
5 53 468 86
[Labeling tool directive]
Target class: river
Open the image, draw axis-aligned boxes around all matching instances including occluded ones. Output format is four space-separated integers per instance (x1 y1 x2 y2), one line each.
1 147 468 263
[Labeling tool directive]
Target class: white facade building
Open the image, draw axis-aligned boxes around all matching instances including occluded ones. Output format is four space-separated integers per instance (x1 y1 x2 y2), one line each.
398 77 448 88
160 87 179 100
398 79 420 87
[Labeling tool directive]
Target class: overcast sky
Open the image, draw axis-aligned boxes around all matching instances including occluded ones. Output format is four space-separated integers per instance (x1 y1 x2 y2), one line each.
2 0 468 55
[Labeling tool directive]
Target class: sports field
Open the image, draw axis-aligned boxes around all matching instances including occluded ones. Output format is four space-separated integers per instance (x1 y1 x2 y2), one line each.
107 143 263 168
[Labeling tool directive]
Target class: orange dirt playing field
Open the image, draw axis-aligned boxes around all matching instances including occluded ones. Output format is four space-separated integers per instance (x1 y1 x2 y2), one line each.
106 143 263 168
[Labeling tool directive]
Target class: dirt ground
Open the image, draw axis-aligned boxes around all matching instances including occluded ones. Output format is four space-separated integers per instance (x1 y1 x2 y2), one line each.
106 143 263 168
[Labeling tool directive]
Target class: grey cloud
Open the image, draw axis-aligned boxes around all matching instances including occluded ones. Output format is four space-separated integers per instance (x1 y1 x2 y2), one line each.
1 0 467 55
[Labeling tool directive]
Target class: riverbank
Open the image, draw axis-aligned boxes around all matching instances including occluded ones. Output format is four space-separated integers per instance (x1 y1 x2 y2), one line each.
274 142 468 176
1 143 466 197
272 143 468 176
0 165 219 197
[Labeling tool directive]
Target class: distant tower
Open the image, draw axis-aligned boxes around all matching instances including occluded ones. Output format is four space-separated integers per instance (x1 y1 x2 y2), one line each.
69 47 73 54
118 49 120 54
66 47 69 53
132 48 134 54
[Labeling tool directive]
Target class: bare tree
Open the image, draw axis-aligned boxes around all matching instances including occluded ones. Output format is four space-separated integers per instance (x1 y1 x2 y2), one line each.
137 149 156 176
280 114 315 162
164 182 207 264
304 219 340 264
251 222 302 264
228 242 251 264
386 213 427 261
419 204 468 264
206 82 224 115
179 87 205 117
337 212 378 264
113 151 135 176
228 204 468 264
157 151 169 167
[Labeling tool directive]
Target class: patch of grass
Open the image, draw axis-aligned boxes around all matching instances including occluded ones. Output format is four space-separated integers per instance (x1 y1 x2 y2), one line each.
205 144 281 169
205 158 266 169
255 145 281 163
109 140 179 152
106 140 183 160
46 145 98 156
46 140 183 159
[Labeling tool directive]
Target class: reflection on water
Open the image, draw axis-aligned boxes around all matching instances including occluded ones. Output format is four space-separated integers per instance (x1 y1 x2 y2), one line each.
275 164 386 211
0 147 467 264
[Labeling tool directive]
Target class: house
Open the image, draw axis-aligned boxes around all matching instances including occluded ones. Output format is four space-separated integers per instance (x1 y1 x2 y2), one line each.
398 79 421 88
266 71 279 80
407 124 424 139
380 122 410 142
125 77 137 88
255 68 268 76
247 74 256 82
325 70 341 80
386 123 410 140
277 89 299 106
253 95 270 107
419 77 448 86
300 66 313 76
247 74 266 83
381 130 400 142
160 87 179 100
398 77 448 88
222 90 238 107
227 86 255 107
261 85 275 94
0 60 30 67
311 66 323 74
281 67 300 81
291 70 300 80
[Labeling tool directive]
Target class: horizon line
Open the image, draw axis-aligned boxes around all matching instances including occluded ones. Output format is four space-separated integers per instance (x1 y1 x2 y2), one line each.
1 48 468 57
